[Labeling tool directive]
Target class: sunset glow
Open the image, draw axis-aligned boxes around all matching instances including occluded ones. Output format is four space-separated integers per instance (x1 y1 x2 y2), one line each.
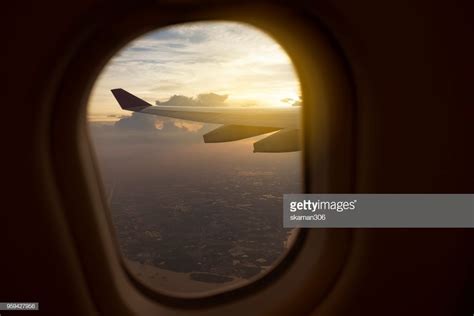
88 21 301 119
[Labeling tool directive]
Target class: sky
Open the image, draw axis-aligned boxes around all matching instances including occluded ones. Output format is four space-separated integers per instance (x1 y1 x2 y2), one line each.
87 21 301 120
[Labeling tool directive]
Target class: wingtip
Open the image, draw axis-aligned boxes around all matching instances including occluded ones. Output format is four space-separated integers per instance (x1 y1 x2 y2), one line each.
110 88 124 96
110 89 152 111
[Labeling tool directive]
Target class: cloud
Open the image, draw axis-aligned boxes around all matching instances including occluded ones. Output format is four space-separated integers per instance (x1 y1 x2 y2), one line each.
281 96 302 106
156 95 198 106
293 95 302 106
156 92 228 107
166 43 187 49
115 112 158 131
173 120 203 132
154 119 164 130
128 47 155 53
114 91 227 133
196 93 228 106
292 100 302 106
147 27 209 44
113 112 204 134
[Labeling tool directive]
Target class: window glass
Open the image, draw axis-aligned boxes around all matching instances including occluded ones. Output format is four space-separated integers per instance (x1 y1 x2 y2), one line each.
87 21 302 296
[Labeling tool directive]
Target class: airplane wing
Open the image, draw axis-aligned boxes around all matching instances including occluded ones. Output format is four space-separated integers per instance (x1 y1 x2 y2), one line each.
111 89 301 152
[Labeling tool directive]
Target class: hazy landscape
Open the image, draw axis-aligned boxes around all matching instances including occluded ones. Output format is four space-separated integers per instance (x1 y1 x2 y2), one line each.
89 115 301 293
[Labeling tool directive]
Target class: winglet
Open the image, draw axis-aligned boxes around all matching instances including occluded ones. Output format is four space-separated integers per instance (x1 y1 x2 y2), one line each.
111 89 152 111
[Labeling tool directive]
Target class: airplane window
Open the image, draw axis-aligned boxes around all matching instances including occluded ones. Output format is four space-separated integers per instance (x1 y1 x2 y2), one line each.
87 21 302 297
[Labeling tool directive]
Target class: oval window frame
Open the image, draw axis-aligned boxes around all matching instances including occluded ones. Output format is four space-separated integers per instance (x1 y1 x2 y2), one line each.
48 2 354 314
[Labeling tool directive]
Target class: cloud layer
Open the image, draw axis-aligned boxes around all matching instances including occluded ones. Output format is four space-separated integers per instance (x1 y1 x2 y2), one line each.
88 21 300 117
156 92 228 107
